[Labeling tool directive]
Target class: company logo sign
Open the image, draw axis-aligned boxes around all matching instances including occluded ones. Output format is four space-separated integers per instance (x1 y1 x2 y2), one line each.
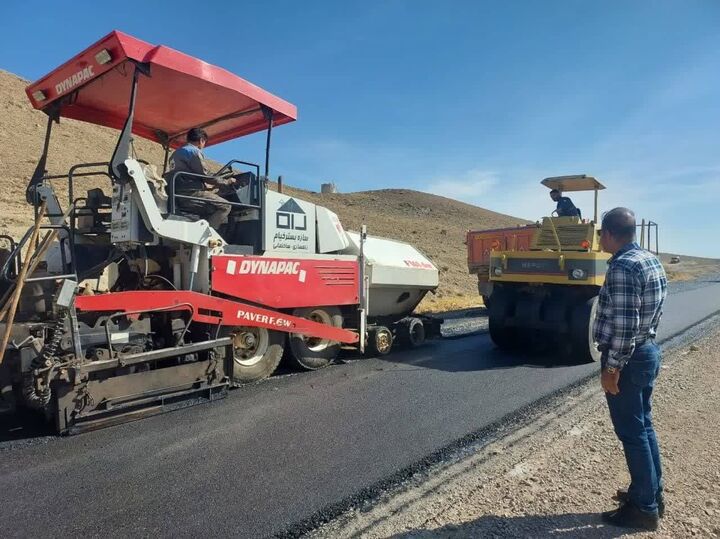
55 66 95 95
225 259 307 282
238 260 300 275
404 259 434 270
276 198 307 231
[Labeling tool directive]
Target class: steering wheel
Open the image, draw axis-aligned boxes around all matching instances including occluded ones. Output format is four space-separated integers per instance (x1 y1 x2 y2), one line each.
214 161 236 178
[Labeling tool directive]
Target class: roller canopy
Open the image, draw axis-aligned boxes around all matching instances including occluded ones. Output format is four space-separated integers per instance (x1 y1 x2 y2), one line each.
25 30 297 148
541 175 606 192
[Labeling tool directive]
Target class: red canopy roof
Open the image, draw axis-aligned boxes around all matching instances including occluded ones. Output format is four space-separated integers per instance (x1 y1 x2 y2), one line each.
25 31 297 148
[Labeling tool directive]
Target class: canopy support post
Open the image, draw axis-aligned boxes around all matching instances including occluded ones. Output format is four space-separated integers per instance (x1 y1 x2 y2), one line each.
111 62 150 181
594 188 598 223
262 105 274 180
26 106 59 204
155 130 171 176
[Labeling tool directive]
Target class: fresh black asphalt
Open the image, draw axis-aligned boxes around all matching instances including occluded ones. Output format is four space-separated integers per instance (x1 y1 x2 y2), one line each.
1 280 719 538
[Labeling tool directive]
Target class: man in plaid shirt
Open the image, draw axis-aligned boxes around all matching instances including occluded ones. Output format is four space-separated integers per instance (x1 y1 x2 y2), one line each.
593 207 667 531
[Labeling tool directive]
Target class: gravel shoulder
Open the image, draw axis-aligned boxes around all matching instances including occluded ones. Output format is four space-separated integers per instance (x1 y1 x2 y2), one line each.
313 317 720 538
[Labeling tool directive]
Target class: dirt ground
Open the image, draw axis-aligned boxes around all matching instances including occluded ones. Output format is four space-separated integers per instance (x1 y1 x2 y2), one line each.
659 254 720 283
314 318 720 538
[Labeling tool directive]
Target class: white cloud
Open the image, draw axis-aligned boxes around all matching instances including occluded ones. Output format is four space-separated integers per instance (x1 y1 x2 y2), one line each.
422 169 500 200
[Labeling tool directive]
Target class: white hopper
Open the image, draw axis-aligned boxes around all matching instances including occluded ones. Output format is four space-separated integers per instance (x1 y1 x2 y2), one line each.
343 232 439 317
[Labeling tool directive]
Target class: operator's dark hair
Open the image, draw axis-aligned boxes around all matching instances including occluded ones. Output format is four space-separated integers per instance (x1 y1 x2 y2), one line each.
550 189 561 195
602 207 636 242
187 127 208 143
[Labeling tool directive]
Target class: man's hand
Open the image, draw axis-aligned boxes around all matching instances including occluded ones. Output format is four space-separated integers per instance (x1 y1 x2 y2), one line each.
601 368 620 395
214 175 235 186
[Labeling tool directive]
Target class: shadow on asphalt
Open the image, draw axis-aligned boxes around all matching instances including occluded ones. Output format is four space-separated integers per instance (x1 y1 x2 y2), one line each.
436 307 487 320
403 353 585 373
359 340 588 373
389 512 636 538
0 408 53 444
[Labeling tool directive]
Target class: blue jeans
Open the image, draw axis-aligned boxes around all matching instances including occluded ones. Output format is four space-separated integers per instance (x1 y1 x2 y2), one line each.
605 342 663 514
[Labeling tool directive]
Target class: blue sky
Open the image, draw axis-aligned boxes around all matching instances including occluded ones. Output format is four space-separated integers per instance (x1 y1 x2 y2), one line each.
1 1 719 257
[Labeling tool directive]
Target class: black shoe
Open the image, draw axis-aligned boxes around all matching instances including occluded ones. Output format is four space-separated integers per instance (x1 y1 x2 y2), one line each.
602 502 659 531
614 488 665 518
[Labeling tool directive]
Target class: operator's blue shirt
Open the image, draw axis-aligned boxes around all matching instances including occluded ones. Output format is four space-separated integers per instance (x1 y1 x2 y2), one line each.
556 196 580 217
165 143 208 193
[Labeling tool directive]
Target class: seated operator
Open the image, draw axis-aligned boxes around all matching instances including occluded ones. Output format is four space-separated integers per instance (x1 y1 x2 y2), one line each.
164 127 233 230
549 189 581 218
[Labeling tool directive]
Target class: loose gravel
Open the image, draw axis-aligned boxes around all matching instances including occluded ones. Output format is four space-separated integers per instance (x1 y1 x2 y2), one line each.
438 308 489 338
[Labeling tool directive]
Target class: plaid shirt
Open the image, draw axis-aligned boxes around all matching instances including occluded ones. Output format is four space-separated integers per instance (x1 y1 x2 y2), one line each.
593 242 667 369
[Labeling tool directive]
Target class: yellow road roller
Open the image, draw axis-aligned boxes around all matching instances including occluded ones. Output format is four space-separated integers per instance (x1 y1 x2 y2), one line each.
487 175 610 362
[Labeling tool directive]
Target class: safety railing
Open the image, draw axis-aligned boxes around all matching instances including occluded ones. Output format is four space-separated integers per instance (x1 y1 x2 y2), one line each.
0 221 78 313
0 235 19 279
638 220 660 255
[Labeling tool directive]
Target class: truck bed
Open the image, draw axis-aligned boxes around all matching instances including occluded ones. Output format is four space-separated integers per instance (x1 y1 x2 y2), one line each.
466 225 537 275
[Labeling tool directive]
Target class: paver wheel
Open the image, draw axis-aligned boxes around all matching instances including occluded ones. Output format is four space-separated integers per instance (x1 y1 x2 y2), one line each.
226 327 285 384
367 326 393 356
398 317 426 348
288 306 343 370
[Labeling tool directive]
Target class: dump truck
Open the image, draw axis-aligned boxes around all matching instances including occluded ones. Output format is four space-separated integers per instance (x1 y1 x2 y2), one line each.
0 31 440 433
466 224 537 306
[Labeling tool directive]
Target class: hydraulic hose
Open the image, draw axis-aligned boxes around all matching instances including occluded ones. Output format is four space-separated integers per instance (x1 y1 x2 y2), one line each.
21 315 65 409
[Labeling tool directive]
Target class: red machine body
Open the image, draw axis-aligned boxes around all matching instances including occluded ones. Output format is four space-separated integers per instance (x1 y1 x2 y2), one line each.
75 291 359 344
211 256 359 309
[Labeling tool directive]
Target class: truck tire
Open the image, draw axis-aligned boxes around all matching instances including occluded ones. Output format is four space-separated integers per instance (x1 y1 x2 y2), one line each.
398 317 426 348
288 307 343 370
568 296 601 363
367 326 393 356
229 327 285 383
488 288 517 350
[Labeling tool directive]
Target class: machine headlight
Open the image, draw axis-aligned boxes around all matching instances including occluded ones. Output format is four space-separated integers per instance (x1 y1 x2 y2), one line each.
493 267 503 276
570 268 587 280
95 49 113 65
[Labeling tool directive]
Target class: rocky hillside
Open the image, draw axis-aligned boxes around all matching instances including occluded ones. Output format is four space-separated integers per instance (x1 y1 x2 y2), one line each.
0 69 527 308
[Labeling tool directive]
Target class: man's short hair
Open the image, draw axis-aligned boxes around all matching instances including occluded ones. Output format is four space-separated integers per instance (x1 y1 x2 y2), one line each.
602 207 636 242
550 189 561 195
187 127 208 143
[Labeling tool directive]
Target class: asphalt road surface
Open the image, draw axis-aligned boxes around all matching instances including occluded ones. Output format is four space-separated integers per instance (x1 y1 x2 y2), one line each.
2 281 719 538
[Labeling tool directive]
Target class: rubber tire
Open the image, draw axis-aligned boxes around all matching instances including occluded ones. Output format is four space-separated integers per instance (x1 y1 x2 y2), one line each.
367 326 394 356
288 306 343 370
398 317 426 348
569 296 602 364
488 288 517 350
228 328 285 384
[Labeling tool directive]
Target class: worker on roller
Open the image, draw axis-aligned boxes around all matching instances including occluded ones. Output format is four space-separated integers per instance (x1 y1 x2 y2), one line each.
165 127 232 230
549 189 581 218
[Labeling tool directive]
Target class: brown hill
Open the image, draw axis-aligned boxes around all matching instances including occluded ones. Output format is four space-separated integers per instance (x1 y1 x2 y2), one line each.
0 69 527 309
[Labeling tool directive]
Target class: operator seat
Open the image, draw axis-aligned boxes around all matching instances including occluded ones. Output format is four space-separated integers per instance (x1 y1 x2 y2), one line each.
159 167 207 222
